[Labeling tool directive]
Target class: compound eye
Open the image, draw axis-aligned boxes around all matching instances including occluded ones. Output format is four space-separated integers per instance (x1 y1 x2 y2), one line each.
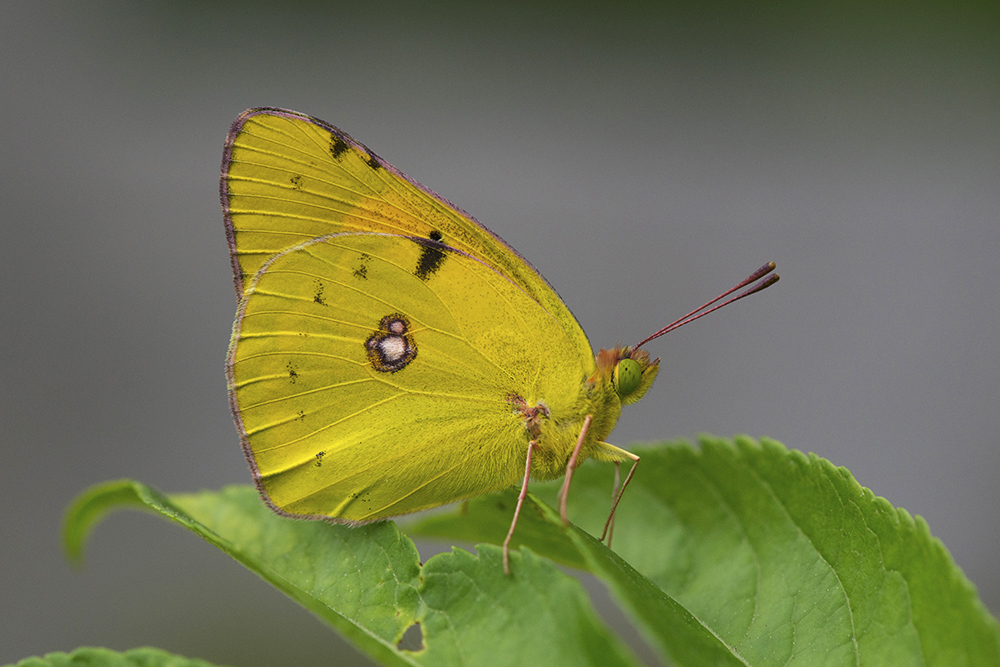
614 358 642 397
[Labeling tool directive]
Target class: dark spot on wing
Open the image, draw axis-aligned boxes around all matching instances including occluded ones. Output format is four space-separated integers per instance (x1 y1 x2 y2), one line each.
348 489 374 511
330 135 349 160
413 233 446 281
313 279 327 305
287 361 299 383
364 151 382 170
314 451 325 467
366 314 417 373
353 253 370 279
290 174 303 190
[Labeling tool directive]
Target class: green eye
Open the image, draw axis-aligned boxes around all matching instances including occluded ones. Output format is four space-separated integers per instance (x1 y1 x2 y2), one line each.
614 358 642 397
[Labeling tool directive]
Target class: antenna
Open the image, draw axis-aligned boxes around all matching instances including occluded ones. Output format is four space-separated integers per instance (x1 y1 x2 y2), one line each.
634 262 779 350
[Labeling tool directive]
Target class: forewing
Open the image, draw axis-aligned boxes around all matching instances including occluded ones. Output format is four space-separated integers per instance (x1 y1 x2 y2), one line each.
227 232 591 522
221 108 588 355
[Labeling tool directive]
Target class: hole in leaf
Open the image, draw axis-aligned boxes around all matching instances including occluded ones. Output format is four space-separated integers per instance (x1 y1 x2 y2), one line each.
397 622 424 652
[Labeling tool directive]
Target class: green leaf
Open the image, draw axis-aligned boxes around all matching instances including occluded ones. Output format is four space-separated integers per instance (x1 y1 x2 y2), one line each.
414 436 1000 666
63 437 1000 666
414 489 746 666
63 481 641 667
6 646 225 667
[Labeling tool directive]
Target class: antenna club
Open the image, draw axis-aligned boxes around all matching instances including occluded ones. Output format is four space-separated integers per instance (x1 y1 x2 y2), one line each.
748 261 777 282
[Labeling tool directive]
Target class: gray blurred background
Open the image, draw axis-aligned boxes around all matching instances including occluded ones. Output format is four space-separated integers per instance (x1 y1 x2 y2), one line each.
2 2 997 665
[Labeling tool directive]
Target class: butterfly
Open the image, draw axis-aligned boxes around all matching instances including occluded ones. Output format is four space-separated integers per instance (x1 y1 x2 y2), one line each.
221 108 778 573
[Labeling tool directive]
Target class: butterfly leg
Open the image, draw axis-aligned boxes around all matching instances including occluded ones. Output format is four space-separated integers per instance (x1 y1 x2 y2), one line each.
600 457 639 544
557 414 593 526
605 462 622 545
503 439 536 575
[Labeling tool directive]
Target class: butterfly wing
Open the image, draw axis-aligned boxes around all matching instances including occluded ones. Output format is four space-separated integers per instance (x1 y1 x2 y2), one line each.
227 232 593 521
221 107 589 357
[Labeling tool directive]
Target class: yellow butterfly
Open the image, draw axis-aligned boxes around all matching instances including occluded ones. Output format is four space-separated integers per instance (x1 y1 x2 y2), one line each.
222 108 777 572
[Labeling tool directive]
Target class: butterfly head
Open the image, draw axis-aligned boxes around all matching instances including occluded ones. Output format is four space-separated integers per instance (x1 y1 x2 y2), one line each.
596 347 660 406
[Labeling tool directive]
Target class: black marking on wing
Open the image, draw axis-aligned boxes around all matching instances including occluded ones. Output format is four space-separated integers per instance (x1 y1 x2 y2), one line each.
330 135 349 160
366 313 417 373
286 361 299 383
353 252 371 280
364 151 382 170
313 279 327 305
290 174 304 190
412 232 447 281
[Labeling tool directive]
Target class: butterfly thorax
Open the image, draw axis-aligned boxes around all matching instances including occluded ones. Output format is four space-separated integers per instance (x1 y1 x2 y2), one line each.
510 346 660 481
